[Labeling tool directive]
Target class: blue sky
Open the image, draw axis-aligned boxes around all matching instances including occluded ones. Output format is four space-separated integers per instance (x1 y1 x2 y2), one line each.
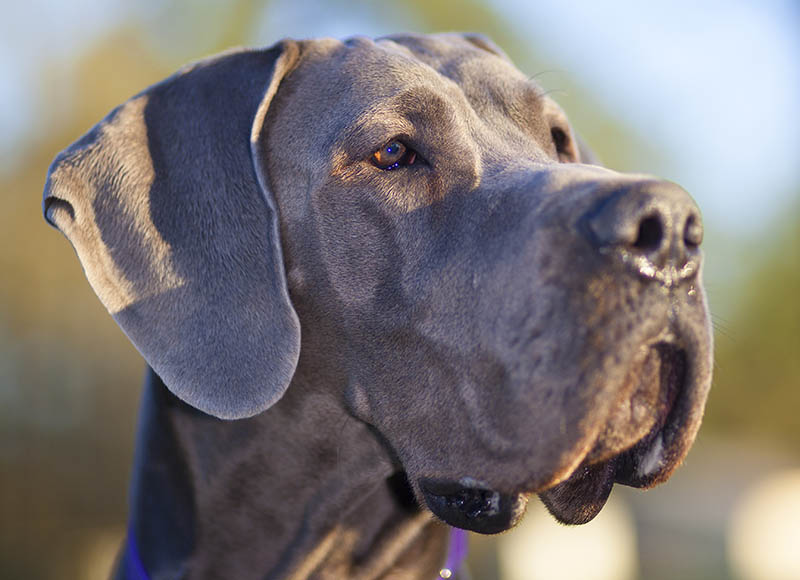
498 0 800 233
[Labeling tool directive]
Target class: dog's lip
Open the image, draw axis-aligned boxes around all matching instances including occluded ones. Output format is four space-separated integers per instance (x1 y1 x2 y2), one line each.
612 341 689 486
540 340 693 524
538 459 618 525
420 331 705 530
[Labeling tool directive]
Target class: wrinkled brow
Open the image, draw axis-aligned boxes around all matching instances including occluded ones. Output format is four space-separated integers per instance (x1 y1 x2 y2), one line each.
483 79 548 123
336 87 462 162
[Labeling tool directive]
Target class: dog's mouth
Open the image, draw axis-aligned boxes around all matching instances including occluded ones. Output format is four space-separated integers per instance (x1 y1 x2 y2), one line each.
421 341 695 533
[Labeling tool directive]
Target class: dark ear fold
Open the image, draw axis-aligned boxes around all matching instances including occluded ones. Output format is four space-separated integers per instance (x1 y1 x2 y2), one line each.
43 42 302 419
460 33 513 61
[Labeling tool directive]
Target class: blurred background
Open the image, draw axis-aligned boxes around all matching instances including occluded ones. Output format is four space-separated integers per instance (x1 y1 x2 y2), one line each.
1 0 798 578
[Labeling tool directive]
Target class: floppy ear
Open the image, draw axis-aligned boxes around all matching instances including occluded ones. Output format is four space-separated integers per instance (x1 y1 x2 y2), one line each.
42 42 302 419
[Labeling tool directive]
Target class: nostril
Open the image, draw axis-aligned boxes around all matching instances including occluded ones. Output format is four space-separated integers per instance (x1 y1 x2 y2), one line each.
683 214 703 248
633 215 664 252
583 183 702 286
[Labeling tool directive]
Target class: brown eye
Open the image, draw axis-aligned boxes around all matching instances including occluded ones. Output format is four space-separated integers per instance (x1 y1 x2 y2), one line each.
550 126 578 163
371 140 417 170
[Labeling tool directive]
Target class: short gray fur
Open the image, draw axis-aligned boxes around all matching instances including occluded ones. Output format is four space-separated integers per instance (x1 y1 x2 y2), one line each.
43 33 712 579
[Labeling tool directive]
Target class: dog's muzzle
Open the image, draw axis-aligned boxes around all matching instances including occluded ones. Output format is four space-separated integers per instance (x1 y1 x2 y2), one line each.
419 338 699 532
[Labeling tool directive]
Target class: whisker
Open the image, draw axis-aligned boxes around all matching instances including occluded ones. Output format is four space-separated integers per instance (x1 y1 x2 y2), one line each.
535 87 569 100
528 68 567 82
711 315 735 342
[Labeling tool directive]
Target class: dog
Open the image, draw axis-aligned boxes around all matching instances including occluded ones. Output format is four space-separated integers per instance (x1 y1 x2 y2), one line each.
43 33 713 579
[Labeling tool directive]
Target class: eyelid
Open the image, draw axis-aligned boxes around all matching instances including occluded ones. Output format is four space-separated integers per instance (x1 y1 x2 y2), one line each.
398 135 427 157
341 117 415 159
378 134 413 151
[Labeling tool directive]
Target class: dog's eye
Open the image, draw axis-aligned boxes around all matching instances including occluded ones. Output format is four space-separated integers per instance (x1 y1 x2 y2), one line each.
371 141 418 170
551 125 578 163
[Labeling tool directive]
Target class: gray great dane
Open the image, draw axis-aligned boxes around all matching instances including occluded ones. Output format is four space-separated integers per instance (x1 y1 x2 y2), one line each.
43 34 713 579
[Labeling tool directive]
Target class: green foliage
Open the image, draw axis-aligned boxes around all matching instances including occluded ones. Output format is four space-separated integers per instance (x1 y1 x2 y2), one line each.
705 204 800 451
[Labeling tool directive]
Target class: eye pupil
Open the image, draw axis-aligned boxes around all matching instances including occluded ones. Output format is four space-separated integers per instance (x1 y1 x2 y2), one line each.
372 140 416 170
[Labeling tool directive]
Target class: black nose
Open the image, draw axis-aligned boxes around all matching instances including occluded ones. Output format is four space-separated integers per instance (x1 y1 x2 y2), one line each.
584 181 703 286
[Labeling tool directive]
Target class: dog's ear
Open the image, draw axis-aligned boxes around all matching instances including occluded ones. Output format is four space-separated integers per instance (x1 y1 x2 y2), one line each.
43 42 302 419
460 33 513 61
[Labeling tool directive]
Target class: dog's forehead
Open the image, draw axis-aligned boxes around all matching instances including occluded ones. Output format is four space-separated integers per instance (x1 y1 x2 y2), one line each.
272 34 553 169
374 33 515 79
294 34 536 111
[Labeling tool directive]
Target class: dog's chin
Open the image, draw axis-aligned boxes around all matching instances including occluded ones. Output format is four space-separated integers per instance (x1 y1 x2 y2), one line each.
419 478 529 534
422 340 700 531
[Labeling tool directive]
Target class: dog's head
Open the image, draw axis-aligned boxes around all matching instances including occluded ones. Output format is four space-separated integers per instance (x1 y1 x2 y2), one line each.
43 34 712 533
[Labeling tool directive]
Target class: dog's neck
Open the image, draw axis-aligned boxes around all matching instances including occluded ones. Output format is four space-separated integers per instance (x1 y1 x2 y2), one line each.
119 368 449 579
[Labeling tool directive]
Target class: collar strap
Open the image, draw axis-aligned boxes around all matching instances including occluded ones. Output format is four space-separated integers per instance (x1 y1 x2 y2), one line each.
438 527 469 579
125 527 149 580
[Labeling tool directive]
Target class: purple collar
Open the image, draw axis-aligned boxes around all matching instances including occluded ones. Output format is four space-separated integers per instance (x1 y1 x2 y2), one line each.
125 525 467 579
125 526 149 580
439 527 469 579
